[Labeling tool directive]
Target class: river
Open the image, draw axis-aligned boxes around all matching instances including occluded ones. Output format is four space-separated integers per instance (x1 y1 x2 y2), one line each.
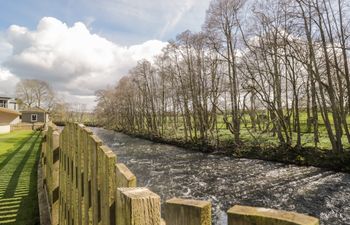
91 127 350 225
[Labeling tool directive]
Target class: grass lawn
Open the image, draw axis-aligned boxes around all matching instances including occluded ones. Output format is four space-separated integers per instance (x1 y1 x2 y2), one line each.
0 130 42 225
156 112 350 150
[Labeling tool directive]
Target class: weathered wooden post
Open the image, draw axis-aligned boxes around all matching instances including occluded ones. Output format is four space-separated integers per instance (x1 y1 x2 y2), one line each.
106 151 117 225
51 129 60 225
83 127 93 225
116 187 161 225
77 124 84 225
116 163 137 188
165 198 212 225
227 205 320 225
98 145 117 225
90 135 103 225
59 123 68 225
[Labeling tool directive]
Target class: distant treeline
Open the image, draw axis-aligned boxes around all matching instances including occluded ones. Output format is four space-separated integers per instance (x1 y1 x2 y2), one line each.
96 0 350 153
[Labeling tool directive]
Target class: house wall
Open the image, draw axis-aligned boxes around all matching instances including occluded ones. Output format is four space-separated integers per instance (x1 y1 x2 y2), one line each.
22 112 46 123
10 116 20 125
0 112 19 124
0 98 17 110
0 124 10 134
8 101 17 110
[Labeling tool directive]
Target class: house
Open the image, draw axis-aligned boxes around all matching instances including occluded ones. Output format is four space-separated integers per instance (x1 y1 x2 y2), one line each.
0 96 18 110
20 107 49 124
0 108 21 133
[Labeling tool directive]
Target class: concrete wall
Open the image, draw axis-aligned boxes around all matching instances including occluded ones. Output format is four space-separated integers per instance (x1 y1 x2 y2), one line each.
0 124 10 134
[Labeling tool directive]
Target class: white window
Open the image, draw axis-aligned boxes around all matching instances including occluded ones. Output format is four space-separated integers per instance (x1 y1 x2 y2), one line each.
31 114 38 122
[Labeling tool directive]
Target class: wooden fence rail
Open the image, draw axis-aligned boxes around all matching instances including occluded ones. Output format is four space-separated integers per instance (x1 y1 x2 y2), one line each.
41 122 320 225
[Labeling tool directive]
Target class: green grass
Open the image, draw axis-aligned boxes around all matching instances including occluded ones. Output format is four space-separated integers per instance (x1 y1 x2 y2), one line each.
0 130 42 225
143 112 350 150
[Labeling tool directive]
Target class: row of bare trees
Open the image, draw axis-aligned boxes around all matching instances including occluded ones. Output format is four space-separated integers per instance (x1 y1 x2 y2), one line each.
96 0 350 152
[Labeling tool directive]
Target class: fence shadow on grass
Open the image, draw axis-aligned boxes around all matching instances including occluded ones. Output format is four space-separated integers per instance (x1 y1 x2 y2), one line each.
15 137 41 225
0 131 41 225
0 133 36 171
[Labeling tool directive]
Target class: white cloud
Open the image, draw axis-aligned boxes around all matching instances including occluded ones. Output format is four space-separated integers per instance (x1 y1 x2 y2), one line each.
1 17 167 108
0 67 20 96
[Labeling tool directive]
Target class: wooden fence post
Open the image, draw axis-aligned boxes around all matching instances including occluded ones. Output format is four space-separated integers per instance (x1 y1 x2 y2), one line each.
227 205 319 225
98 146 117 225
116 187 161 225
82 127 93 225
90 135 103 225
51 130 60 225
116 163 137 188
165 198 211 225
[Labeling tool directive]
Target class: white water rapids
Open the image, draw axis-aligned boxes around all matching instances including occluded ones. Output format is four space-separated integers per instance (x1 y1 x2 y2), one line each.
92 127 350 225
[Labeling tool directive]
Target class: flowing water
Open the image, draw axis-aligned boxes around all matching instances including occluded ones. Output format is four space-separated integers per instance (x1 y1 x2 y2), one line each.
92 127 350 225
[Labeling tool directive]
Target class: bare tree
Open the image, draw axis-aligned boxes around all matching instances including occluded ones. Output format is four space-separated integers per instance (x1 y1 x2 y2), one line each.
16 79 54 110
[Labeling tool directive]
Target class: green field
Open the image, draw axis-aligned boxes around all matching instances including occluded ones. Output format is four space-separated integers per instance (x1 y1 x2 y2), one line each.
0 130 41 225
154 112 350 150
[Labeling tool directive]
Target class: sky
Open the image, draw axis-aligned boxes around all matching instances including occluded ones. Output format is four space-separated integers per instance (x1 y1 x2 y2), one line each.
0 0 211 109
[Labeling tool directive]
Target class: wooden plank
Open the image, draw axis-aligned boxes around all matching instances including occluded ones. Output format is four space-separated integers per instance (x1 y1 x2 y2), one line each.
227 205 319 225
165 198 211 225
90 135 103 225
83 127 93 225
97 144 103 225
51 129 60 225
115 163 137 188
107 152 116 225
99 146 116 225
78 124 85 225
116 188 161 225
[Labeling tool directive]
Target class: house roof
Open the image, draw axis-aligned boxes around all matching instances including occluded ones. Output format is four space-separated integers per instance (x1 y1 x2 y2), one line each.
20 106 47 113
0 107 21 115
0 96 12 100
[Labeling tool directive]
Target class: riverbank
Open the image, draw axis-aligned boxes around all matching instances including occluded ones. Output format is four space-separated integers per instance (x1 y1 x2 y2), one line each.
91 127 350 225
53 121 350 173
113 129 350 174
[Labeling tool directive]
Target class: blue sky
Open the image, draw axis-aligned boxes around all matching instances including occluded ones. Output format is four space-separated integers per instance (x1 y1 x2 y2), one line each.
0 0 210 45
0 0 211 108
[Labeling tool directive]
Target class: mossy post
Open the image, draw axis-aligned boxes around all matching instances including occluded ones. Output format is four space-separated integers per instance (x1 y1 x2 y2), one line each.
51 129 60 225
90 135 103 225
116 163 137 188
107 152 117 225
165 198 212 225
116 187 161 225
83 127 93 225
77 124 84 225
99 146 117 225
227 205 320 225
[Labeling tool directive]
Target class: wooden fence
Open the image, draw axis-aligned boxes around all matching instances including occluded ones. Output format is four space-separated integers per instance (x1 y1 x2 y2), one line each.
41 122 320 225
